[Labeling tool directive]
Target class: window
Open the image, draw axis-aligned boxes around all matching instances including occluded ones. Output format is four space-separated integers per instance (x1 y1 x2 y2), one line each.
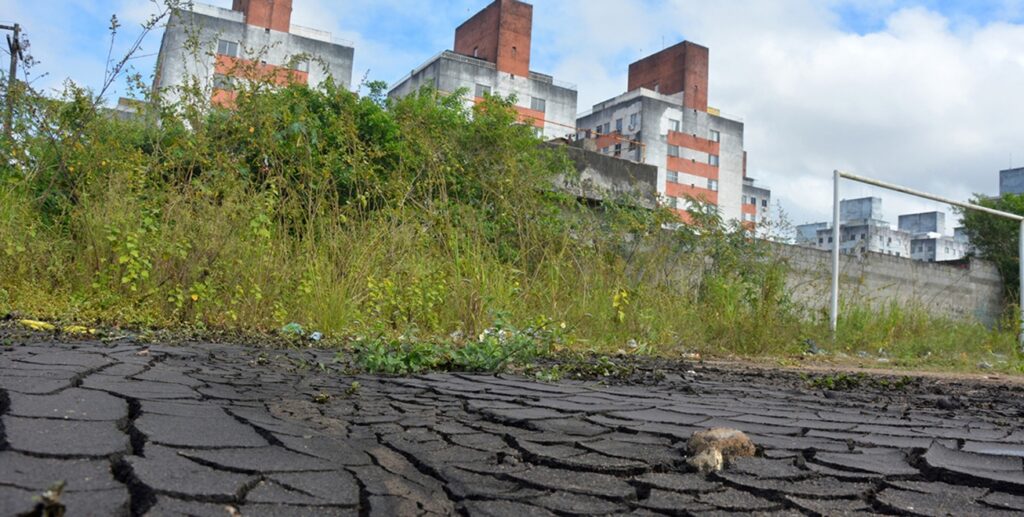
213 73 234 91
750 197 757 206
709 129 720 142
217 39 239 57
669 119 681 132
742 196 748 204
818 238 824 245
531 97 546 113
828 237 833 243
667 145 680 157
667 171 678 183
708 179 718 191
603 122 610 134
615 118 623 133
762 199 768 208
629 113 638 127
708 154 719 166
473 46 480 58
511 46 517 58
475 84 491 97
614 143 622 156
595 126 601 134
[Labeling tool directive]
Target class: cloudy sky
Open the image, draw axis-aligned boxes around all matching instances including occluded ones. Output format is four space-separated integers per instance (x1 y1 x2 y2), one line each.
3 0 1023 229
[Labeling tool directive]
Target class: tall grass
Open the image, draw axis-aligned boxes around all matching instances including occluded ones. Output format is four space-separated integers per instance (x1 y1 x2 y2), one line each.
0 73 1019 373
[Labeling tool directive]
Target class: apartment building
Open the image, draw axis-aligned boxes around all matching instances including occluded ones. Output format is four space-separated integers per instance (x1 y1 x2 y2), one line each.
575 41 769 225
796 198 969 262
899 212 971 262
388 0 578 139
154 0 354 106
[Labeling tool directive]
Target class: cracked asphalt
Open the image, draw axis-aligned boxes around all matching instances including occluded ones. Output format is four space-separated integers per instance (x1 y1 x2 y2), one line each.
1 331 1024 516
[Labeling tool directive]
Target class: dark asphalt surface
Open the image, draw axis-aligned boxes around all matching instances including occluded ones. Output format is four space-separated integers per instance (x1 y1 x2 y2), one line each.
1 331 1024 516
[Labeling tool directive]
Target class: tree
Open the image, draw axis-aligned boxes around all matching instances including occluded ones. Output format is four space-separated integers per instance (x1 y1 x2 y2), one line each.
958 194 1024 299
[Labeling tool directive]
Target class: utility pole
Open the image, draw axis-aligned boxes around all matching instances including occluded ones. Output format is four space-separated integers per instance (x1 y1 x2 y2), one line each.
2 23 23 139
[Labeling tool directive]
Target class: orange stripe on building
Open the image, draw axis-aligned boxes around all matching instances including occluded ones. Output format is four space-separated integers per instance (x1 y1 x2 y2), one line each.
211 89 238 108
473 97 545 128
215 55 309 86
666 181 718 205
667 131 719 156
667 156 719 180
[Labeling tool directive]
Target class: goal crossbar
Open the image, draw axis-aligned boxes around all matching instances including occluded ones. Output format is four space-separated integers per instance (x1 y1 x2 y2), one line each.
830 170 1024 349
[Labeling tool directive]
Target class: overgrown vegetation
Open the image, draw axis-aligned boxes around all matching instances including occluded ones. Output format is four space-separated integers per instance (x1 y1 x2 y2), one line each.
959 194 1024 300
0 8 1020 375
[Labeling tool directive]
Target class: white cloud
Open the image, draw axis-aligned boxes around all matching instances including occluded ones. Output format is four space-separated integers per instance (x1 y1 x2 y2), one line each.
535 0 1024 228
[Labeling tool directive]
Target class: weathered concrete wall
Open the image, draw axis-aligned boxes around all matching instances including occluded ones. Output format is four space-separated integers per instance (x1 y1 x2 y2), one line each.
775 243 1004 325
552 144 658 209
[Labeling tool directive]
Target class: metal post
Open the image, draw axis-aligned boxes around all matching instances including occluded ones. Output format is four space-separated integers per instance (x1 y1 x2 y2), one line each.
1019 221 1024 349
3 23 21 140
830 170 841 338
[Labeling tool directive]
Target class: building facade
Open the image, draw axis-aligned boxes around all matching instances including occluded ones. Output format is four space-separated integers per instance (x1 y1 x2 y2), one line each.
742 178 772 226
797 198 970 262
898 212 970 262
575 41 767 225
388 0 577 139
1000 167 1024 196
154 0 354 105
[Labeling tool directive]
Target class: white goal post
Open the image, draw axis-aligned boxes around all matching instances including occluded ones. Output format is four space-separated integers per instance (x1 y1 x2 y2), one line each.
830 170 1024 349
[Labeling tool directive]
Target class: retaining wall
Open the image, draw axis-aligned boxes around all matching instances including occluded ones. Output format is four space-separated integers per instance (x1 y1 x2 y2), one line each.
776 244 1004 325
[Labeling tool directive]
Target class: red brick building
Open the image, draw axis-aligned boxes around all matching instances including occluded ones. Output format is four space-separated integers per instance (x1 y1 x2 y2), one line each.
389 0 577 139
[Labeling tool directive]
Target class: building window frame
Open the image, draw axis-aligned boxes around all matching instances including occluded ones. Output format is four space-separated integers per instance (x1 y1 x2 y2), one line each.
708 154 720 166
667 145 680 158
530 97 546 113
217 39 239 58
709 129 720 142
475 84 491 97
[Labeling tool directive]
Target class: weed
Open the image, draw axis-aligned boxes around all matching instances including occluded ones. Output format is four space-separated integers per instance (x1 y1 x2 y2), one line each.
312 392 331 404
344 381 360 396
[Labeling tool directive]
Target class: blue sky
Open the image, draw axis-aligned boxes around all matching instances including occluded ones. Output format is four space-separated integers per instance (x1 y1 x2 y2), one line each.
3 0 1024 227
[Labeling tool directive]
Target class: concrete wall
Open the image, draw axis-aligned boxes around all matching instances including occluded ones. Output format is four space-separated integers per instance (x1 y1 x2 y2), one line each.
776 243 1004 325
154 5 354 104
551 143 658 209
